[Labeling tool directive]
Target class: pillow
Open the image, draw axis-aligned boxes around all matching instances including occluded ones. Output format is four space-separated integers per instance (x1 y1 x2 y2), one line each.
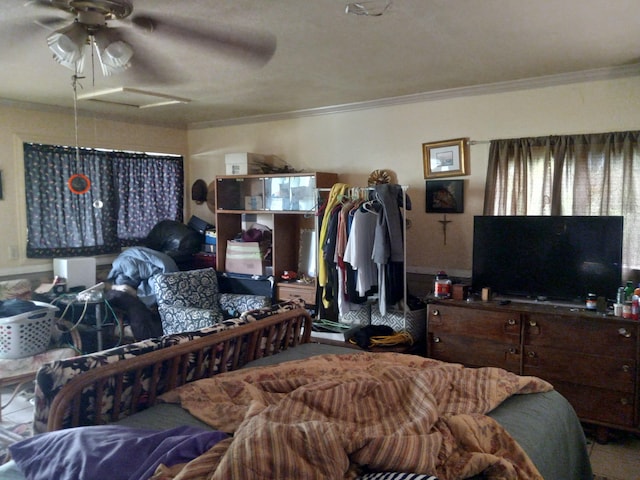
9 425 227 480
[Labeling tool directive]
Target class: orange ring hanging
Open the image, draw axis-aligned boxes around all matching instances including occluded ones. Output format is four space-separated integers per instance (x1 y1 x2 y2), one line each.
68 173 91 194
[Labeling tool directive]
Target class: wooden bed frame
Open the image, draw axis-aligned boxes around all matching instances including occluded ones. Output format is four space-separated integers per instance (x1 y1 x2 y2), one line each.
15 305 592 480
47 308 313 431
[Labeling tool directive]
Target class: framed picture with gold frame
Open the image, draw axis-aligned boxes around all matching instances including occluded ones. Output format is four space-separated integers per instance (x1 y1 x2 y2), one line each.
422 137 469 178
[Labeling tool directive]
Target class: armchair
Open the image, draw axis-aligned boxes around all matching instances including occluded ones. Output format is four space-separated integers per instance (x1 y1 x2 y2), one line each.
153 268 271 335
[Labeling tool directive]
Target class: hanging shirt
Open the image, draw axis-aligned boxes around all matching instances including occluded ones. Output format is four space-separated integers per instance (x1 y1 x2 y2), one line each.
318 183 350 293
344 204 379 297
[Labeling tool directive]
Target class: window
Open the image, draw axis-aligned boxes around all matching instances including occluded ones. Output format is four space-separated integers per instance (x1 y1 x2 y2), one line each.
484 131 640 271
24 143 184 258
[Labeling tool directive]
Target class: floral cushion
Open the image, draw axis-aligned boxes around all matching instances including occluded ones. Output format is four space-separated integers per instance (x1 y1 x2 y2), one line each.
154 268 225 335
218 292 271 318
32 300 305 434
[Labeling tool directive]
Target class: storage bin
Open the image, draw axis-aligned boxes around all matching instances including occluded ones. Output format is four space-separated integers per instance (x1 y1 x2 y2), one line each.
371 306 426 343
0 302 58 359
340 303 372 325
225 153 268 175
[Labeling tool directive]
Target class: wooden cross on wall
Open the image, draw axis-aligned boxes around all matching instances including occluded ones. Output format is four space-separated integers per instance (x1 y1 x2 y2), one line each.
439 214 452 245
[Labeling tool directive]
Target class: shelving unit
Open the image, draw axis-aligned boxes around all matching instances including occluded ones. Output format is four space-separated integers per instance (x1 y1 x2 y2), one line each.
214 172 338 306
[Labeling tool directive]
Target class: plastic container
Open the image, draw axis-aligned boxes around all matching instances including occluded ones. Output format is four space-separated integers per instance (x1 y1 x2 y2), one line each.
0 302 57 359
617 286 626 305
434 271 452 299
585 293 597 310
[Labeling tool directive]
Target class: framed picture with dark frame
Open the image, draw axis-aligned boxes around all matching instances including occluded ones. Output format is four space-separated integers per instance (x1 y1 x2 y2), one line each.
426 179 464 213
422 137 469 178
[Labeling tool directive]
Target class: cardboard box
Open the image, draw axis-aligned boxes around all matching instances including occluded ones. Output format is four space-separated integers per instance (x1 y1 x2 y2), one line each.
452 284 471 300
53 257 96 290
224 153 269 175
225 240 266 275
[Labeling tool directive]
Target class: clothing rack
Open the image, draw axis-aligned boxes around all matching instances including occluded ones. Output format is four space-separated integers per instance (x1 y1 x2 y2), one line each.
315 185 409 331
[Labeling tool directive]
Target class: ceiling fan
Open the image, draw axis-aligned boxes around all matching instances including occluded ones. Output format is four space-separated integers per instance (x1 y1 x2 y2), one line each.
27 0 277 80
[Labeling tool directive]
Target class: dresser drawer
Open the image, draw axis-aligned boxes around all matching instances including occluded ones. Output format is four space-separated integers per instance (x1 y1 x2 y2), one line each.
524 313 638 358
427 304 521 344
276 283 316 304
553 380 636 428
429 333 521 373
523 345 636 393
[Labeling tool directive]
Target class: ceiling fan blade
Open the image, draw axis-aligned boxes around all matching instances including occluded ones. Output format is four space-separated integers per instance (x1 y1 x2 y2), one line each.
33 15 69 30
129 15 155 33
0 25 42 56
130 13 277 67
25 0 75 14
115 28 183 86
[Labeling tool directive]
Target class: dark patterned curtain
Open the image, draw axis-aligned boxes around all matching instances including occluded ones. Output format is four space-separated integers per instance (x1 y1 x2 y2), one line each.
111 151 184 245
24 143 183 258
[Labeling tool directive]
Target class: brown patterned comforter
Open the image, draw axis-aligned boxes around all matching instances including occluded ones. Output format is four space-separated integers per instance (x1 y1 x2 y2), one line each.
153 352 552 480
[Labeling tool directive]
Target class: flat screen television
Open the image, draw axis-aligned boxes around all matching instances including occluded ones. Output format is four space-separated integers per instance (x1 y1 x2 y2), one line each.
472 216 623 304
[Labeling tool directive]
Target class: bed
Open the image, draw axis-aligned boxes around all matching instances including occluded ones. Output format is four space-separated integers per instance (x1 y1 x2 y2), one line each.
1 304 593 480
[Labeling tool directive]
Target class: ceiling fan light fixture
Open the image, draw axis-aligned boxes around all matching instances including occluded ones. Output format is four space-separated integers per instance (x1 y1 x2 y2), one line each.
94 31 133 76
47 22 88 70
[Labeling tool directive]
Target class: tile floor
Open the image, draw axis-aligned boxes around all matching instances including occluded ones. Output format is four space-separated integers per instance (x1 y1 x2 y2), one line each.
1 386 34 425
587 429 640 480
2 386 640 479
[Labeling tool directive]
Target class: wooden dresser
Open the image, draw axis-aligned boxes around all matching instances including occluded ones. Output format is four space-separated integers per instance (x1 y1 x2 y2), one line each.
427 299 639 441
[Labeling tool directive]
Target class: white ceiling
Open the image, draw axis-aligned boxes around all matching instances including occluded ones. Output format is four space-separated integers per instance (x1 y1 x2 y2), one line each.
0 0 638 129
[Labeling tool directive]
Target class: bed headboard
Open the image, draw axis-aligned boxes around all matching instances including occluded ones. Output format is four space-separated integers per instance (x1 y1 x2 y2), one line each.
46 306 312 432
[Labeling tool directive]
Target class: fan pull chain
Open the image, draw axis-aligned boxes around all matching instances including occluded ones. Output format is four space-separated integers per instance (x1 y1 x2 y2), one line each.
71 74 83 163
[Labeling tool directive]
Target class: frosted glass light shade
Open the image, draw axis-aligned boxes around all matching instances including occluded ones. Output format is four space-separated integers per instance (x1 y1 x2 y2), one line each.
94 31 133 76
47 23 87 71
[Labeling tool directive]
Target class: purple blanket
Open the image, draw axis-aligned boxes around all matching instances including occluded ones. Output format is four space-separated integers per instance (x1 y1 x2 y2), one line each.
9 425 227 480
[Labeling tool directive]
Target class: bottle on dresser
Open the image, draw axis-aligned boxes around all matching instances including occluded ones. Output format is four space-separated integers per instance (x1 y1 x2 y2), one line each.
434 271 452 299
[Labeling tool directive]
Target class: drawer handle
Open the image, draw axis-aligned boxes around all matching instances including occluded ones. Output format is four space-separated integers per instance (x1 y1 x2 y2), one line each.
622 364 631 373
527 351 536 358
529 320 537 327
508 348 518 355
432 309 440 316
620 397 629 406
433 337 441 343
618 328 631 338
507 318 516 326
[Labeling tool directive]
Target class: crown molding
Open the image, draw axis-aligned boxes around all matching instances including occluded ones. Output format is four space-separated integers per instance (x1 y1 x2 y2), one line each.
190 63 640 130
2 64 638 131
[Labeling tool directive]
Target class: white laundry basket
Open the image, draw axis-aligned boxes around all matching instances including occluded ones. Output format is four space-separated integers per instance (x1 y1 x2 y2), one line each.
0 301 58 359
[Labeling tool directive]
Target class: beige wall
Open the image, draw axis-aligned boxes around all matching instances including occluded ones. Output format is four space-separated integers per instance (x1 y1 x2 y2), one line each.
188 77 640 278
1 76 638 281
0 105 188 278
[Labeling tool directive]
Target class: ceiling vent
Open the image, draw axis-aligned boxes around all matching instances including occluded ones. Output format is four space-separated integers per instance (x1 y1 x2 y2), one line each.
77 87 191 109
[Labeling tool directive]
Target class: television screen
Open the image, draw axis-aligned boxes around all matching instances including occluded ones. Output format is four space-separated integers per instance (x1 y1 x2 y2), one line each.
472 216 623 304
